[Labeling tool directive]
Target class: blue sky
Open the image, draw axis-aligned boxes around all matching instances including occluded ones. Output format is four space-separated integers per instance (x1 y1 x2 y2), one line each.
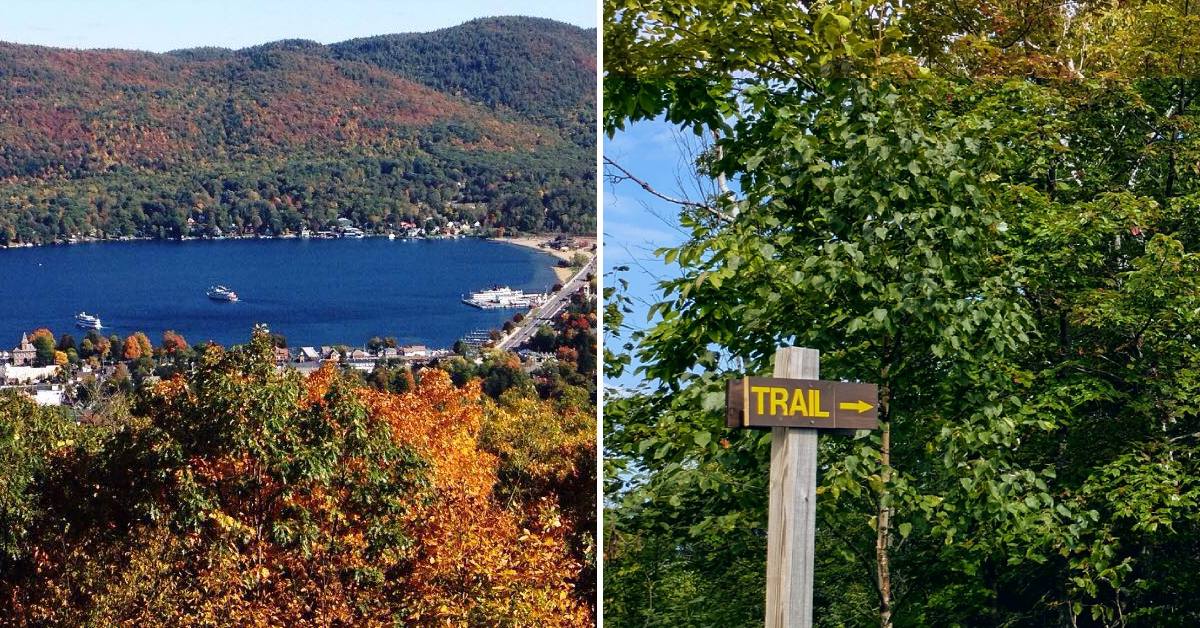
0 1 595 52
604 120 698 389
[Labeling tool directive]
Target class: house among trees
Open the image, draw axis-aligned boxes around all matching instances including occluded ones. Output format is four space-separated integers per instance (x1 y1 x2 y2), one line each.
297 347 321 362
400 345 429 358
32 386 66 406
11 333 36 366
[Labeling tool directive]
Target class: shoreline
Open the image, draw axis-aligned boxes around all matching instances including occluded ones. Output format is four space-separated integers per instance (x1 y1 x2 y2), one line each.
492 235 595 283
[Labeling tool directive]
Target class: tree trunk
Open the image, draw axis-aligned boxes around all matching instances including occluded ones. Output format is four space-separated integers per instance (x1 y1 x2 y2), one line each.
878 413 897 628
876 380 894 628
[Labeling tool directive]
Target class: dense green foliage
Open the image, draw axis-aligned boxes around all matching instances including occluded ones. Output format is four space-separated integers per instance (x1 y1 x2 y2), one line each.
605 1 1200 626
0 17 595 244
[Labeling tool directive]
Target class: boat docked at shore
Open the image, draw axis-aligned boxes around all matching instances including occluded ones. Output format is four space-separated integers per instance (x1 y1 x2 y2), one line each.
207 285 239 302
75 311 102 329
462 286 546 309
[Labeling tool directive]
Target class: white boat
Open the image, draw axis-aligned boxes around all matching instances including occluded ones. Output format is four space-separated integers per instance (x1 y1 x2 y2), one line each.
207 285 239 302
462 286 546 309
74 311 102 329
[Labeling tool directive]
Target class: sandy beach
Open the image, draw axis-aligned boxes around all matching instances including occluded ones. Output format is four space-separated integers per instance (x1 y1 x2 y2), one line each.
496 235 595 283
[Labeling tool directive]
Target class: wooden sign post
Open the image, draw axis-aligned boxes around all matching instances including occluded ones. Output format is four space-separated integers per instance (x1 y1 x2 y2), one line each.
726 347 878 628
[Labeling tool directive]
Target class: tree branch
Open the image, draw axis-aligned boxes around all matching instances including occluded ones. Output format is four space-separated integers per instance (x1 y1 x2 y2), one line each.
604 156 734 223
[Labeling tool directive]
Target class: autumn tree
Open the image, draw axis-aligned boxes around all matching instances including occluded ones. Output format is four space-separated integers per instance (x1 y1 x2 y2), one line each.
1 329 595 626
27 328 56 367
92 336 110 361
361 369 591 625
121 332 152 361
481 389 598 605
110 362 132 393
159 330 188 355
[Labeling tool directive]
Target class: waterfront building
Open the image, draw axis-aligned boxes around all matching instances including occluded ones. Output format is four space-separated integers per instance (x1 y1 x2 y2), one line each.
0 364 59 385
298 347 321 362
12 333 36 366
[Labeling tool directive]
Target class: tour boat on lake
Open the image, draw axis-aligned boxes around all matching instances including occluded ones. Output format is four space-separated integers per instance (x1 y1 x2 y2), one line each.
74 311 102 329
462 286 545 309
207 285 239 302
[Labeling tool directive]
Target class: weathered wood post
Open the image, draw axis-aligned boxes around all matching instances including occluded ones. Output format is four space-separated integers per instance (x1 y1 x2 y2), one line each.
724 348 878 628
765 346 819 628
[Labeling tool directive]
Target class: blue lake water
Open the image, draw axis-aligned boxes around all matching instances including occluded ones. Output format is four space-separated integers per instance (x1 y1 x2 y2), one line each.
0 238 559 349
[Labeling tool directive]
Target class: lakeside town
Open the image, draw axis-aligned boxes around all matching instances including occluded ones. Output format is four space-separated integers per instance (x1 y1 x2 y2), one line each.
0 328 440 406
1 213 587 251
0 238 596 410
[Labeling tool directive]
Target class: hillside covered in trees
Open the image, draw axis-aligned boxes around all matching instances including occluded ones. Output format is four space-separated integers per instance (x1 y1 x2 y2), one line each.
0 330 596 625
0 17 596 244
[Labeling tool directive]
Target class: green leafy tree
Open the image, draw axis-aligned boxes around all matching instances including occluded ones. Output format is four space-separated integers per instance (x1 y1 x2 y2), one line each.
604 1 1200 625
31 334 56 368
0 393 85 571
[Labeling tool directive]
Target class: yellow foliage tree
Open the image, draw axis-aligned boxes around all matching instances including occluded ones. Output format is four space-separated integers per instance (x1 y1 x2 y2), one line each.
358 369 591 626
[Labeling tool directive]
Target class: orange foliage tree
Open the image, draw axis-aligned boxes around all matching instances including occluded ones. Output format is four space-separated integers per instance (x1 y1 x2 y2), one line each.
2 330 593 626
358 369 591 625
480 389 598 605
121 332 152 360
160 330 188 354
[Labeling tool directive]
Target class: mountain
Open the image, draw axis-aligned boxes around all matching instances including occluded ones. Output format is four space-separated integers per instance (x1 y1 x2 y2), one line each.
0 17 596 244
331 17 595 131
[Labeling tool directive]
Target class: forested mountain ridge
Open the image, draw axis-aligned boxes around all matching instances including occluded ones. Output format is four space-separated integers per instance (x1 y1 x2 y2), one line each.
332 17 596 135
0 17 595 244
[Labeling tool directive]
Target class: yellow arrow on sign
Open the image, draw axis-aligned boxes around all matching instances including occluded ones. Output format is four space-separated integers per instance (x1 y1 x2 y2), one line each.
839 399 874 414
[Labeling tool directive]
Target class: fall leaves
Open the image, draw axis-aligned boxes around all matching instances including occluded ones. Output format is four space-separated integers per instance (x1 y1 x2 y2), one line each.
358 370 592 625
121 332 152 361
0 333 594 626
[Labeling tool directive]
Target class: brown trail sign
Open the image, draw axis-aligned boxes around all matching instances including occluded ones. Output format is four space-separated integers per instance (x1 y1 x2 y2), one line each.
726 377 878 430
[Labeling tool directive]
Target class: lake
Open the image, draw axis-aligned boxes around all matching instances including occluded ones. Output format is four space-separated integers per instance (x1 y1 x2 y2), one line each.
0 238 559 349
